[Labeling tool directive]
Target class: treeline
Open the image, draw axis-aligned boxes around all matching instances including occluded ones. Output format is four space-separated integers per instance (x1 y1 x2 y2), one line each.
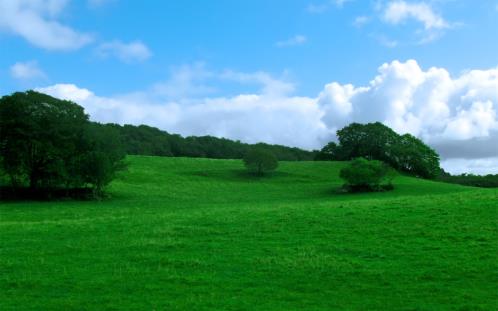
103 123 315 161
437 172 498 188
0 90 314 199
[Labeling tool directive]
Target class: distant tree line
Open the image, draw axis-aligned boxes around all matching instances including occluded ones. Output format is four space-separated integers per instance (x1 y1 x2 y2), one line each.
315 122 441 179
437 171 498 188
0 91 314 199
103 123 315 161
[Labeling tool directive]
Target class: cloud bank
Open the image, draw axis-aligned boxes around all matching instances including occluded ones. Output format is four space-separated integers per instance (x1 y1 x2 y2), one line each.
37 60 498 174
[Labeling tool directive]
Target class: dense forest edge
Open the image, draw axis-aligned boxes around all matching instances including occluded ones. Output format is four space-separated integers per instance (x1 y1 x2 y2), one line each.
1 90 497 200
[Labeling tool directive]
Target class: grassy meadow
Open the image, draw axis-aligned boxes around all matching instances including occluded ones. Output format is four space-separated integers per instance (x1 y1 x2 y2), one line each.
1 156 497 310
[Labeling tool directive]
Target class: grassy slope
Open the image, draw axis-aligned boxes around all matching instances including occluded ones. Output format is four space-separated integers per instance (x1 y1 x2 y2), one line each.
1 156 497 310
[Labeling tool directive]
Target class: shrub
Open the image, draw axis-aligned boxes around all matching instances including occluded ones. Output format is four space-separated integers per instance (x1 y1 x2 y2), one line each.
339 157 394 192
243 149 278 176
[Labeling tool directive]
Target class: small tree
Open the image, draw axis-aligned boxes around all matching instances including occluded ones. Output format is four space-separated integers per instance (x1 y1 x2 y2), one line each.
339 157 394 192
243 149 278 176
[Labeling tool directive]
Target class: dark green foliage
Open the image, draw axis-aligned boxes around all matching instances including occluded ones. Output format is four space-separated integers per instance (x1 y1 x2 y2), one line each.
314 142 342 161
324 122 440 179
438 171 498 188
77 124 127 196
243 149 279 175
340 157 394 192
0 91 89 189
0 91 125 198
108 123 315 161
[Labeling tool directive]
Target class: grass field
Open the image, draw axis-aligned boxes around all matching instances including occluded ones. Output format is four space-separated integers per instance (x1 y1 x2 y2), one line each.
1 156 497 310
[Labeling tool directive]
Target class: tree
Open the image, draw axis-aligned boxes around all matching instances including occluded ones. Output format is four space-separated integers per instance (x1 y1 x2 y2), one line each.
315 142 342 161
0 91 88 189
0 91 125 198
328 122 441 179
390 134 440 179
243 149 278 175
77 124 126 196
337 122 399 162
339 158 394 192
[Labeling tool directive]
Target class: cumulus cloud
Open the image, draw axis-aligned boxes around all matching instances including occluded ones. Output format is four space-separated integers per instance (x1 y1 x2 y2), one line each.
36 60 498 174
0 0 93 50
36 83 329 150
275 35 307 48
96 40 152 63
318 60 498 145
10 61 46 80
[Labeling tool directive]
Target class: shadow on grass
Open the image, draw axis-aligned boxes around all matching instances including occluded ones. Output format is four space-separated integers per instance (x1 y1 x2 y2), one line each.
0 186 97 202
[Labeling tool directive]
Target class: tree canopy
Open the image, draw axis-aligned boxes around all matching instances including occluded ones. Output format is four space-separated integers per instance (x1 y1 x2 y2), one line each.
0 91 125 198
243 149 279 176
318 122 440 179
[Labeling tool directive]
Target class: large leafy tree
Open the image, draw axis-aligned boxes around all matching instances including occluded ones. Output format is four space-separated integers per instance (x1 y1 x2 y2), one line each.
0 91 125 196
322 122 441 179
0 91 88 189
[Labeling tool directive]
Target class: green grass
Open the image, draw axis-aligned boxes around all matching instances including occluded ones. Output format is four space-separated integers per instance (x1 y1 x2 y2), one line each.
1 156 497 310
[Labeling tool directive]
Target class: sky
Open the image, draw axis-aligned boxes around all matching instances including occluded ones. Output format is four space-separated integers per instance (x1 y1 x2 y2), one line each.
1 0 498 174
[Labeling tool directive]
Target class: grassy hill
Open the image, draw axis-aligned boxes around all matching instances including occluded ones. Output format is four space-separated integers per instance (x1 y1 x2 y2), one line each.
1 156 497 310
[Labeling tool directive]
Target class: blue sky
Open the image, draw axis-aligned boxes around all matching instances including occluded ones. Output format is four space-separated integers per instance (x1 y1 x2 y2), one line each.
1 0 498 173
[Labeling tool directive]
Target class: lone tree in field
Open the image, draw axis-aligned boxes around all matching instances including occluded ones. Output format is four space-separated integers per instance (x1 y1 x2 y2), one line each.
339 157 394 192
0 91 125 198
243 149 278 176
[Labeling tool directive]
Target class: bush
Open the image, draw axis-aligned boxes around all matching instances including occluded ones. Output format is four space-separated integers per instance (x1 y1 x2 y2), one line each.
243 149 278 176
339 158 394 192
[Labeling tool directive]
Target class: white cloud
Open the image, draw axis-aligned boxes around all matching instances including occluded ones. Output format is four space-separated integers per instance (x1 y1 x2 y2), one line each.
36 60 498 174
96 40 152 63
371 34 398 47
36 83 329 150
353 16 370 27
317 59 498 146
383 1 448 30
380 1 453 44
442 157 498 175
0 0 93 50
275 35 307 48
10 61 46 80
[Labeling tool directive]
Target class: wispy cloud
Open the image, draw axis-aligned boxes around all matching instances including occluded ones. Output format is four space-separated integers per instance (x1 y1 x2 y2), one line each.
371 34 398 48
353 16 370 27
10 61 47 80
275 35 307 47
0 0 93 50
96 40 152 63
380 0 454 44
382 1 449 30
